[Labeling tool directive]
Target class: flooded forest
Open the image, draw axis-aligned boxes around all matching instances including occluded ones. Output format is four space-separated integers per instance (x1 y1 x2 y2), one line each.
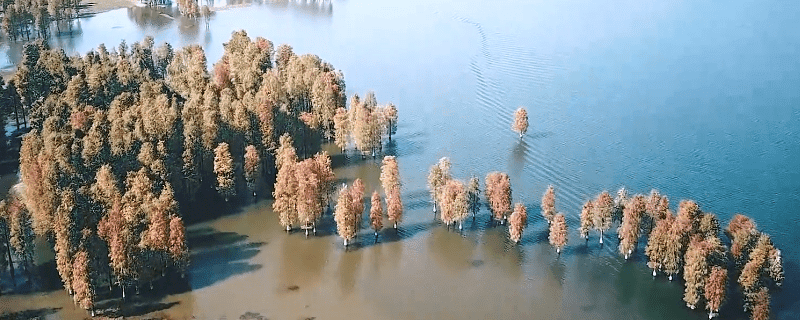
1 0 799 319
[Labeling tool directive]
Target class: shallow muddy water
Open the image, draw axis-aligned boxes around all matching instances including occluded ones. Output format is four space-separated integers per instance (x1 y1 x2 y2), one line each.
1 0 799 319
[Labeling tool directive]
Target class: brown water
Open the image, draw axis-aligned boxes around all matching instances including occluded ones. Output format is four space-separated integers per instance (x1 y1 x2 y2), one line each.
2 0 800 319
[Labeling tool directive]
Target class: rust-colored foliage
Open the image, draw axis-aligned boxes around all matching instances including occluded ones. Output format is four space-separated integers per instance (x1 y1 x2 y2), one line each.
370 191 383 233
244 145 261 194
511 107 528 138
168 215 188 272
334 185 359 245
705 266 727 314
676 200 701 234
439 179 468 227
541 185 556 225
333 107 349 150
295 158 323 226
727 214 757 262
427 157 451 211
593 191 613 242
71 249 94 311
485 172 511 221
508 203 527 243
750 288 770 320
213 142 235 198
380 156 401 197
683 236 709 309
579 200 594 239
549 213 567 252
645 212 674 275
646 189 669 222
618 194 646 259
386 188 404 228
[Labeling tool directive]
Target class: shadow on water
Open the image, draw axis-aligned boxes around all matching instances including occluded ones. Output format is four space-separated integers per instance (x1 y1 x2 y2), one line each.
278 228 330 292
187 227 264 290
356 220 436 249
427 226 478 272
0 307 60 320
336 246 363 296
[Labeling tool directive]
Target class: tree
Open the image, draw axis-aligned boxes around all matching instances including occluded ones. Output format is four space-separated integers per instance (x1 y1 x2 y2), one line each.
349 179 365 230
549 213 568 253
333 107 349 151
645 212 674 277
244 145 260 196
579 200 594 240
380 156 401 197
334 186 356 246
168 215 188 277
427 157 451 213
386 188 403 229
618 194 646 259
382 103 398 141
439 180 468 230
683 237 709 310
273 157 298 231
705 266 727 319
295 158 322 236
485 172 511 223
214 142 235 200
72 249 95 316
466 176 481 219
750 288 770 320
508 203 527 243
592 191 613 244
726 214 757 265
541 185 556 225
511 107 528 138
645 189 669 230
370 191 383 238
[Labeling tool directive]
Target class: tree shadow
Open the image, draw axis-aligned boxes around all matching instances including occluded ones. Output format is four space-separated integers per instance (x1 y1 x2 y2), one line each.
0 307 60 320
185 227 264 290
96 300 180 318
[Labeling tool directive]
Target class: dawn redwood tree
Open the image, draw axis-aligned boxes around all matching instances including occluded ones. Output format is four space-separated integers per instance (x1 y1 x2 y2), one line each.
439 179 468 230
386 188 403 229
705 265 727 319
511 107 528 138
645 211 674 277
726 214 758 266
683 237 711 310
333 107 349 151
244 145 260 197
349 179 366 229
214 142 235 200
380 156 401 197
382 103 398 141
579 200 594 241
334 186 356 246
618 194 646 259
168 215 188 277
427 157 451 213
485 172 511 223
593 191 613 244
466 176 481 219
72 249 95 316
750 288 770 320
508 203 527 243
370 191 383 238
273 135 299 231
541 185 556 225
645 189 670 231
295 158 323 236
549 213 568 253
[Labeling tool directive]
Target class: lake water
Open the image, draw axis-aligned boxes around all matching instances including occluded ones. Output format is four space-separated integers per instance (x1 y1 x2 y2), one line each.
1 0 799 319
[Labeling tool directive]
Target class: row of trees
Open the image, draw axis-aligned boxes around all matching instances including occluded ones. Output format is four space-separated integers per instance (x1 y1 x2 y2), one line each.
332 156 404 246
1 28 358 316
1 0 84 41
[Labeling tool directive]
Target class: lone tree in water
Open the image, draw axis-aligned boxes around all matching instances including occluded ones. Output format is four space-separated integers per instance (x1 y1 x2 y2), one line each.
541 185 556 225
439 179 469 230
592 191 613 244
512 107 528 138
427 157 451 213
549 213 568 253
370 191 383 239
579 200 594 241
214 142 235 200
508 203 527 243
244 145 260 197
485 172 511 223
335 185 360 246
386 188 403 229
618 194 646 259
705 266 727 319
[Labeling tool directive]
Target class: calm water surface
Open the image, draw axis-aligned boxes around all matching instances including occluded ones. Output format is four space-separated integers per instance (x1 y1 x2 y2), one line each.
1 0 799 319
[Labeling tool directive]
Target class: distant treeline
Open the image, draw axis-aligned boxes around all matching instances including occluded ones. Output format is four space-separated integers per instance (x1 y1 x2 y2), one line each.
1 0 86 41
